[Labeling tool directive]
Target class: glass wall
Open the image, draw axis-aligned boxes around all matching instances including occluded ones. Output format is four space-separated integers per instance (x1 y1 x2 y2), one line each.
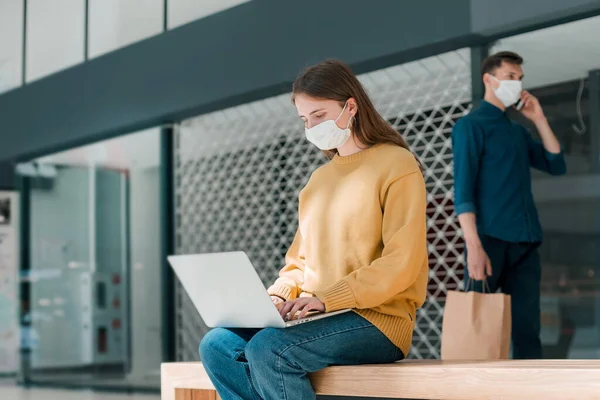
26 0 85 82
23 129 163 389
1 0 253 92
492 15 600 358
167 0 250 29
88 0 163 58
0 0 23 93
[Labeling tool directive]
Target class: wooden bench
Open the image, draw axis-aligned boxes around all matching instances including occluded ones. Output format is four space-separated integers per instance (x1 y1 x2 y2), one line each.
162 360 600 399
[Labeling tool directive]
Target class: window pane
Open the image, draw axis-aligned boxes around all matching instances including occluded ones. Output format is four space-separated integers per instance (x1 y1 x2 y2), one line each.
88 0 163 59
26 0 84 82
492 16 600 358
27 129 163 388
0 0 23 93
167 0 250 29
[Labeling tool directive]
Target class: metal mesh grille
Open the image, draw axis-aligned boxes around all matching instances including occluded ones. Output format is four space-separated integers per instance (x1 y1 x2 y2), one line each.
174 49 472 361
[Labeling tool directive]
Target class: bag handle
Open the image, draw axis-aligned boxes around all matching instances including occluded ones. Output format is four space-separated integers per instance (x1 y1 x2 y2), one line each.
465 278 490 293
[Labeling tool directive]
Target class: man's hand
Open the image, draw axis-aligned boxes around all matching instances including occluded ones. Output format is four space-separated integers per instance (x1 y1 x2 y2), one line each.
458 213 491 281
278 297 326 321
518 91 545 123
467 243 492 281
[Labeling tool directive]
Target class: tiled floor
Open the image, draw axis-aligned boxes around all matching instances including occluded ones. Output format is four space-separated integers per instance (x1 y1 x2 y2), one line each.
0 380 159 400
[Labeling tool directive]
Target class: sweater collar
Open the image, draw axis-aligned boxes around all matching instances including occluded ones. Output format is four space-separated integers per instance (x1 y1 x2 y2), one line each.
332 144 382 164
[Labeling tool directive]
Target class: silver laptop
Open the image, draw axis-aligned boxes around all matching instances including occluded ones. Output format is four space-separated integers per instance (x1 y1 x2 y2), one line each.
168 252 351 328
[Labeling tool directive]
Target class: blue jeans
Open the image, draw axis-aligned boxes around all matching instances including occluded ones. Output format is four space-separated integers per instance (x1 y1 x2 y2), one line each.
199 312 404 400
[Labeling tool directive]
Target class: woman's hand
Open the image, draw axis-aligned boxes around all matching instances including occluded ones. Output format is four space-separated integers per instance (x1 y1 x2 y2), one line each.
270 295 285 308
278 297 326 321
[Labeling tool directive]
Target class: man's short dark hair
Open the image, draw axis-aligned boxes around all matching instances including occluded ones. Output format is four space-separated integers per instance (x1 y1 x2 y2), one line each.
481 51 523 76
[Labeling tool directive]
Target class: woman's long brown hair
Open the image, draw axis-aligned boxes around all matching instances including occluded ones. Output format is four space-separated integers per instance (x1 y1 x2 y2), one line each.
292 59 418 165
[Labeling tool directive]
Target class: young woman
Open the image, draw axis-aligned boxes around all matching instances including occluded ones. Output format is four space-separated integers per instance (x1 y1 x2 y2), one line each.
199 59 428 400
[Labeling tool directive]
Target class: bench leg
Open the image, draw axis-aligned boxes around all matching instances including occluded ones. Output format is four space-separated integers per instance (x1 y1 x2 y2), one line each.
174 388 220 400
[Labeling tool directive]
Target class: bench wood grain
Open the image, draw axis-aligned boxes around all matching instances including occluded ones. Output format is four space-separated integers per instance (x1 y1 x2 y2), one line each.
162 360 600 400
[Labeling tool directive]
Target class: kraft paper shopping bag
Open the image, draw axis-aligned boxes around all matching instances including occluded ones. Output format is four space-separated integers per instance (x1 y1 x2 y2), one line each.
441 285 511 360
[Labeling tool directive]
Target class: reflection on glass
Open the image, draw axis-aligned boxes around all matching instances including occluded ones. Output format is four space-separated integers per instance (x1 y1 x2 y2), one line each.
26 0 85 82
0 0 23 93
30 165 128 373
88 0 163 58
26 129 162 388
494 15 600 359
167 0 250 29
525 64 599 361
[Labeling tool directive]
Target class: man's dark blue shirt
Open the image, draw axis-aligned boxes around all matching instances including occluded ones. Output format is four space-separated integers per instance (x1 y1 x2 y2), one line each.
452 101 567 243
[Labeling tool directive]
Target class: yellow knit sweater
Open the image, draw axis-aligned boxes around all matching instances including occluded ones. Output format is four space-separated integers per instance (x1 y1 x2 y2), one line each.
267 143 429 356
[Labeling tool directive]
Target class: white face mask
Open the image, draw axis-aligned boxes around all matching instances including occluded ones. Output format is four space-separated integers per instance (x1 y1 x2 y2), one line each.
305 103 352 150
491 75 522 107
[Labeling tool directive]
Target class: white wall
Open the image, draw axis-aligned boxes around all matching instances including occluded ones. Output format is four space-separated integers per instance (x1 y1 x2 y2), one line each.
88 0 163 59
26 0 85 82
0 0 23 93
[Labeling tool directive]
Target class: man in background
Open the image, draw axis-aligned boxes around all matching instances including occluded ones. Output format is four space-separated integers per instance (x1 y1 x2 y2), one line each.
452 51 567 359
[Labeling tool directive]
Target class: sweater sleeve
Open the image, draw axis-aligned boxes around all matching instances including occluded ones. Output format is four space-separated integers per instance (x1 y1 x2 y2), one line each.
314 170 428 311
267 229 305 301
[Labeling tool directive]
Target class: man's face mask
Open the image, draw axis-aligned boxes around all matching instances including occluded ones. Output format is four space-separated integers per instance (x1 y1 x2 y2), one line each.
491 75 522 107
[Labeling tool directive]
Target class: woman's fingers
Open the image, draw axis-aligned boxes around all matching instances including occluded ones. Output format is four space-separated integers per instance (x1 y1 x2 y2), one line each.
279 301 295 319
297 304 316 320
279 298 325 321
279 299 310 320
288 300 308 320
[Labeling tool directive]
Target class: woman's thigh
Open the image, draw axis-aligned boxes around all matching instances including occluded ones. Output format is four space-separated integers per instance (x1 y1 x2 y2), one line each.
200 327 260 361
245 312 402 372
